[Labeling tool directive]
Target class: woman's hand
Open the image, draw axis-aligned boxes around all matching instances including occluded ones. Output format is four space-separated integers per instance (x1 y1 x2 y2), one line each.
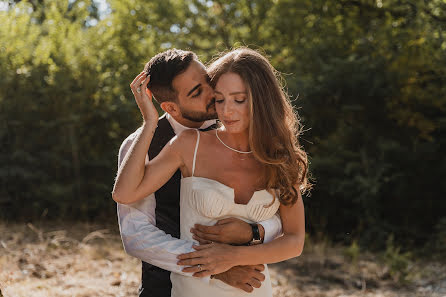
177 243 240 277
130 72 159 126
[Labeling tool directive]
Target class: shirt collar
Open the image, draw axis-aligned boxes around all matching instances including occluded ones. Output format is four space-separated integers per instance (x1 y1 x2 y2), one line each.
166 113 216 135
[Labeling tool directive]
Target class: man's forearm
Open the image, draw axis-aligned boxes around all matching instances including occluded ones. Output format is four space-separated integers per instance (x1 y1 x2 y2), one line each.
191 214 282 246
119 203 191 273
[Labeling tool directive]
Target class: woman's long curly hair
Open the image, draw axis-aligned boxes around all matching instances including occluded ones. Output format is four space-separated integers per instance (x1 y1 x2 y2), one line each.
207 48 310 205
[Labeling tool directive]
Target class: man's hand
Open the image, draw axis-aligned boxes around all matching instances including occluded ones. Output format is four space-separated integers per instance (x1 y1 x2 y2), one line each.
191 218 264 245
213 265 266 293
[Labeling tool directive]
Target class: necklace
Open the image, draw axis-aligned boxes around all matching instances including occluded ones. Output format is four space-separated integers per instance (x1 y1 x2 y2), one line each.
215 129 252 154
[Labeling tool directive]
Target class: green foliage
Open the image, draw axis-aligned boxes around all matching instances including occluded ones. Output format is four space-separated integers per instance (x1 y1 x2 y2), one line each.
286 0 446 250
382 235 412 282
0 0 445 252
344 240 360 264
0 0 135 220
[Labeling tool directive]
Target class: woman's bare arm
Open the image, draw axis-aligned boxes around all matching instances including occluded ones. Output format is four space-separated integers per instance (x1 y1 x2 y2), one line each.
112 72 186 204
113 124 188 204
233 192 305 264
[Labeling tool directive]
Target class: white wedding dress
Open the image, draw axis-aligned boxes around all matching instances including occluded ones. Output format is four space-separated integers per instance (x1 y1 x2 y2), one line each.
171 130 280 297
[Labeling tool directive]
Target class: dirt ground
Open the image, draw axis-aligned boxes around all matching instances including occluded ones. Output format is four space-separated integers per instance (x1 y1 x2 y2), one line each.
0 222 445 297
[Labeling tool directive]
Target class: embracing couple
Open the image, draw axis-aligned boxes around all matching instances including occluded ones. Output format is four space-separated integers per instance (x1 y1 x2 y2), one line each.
112 47 308 297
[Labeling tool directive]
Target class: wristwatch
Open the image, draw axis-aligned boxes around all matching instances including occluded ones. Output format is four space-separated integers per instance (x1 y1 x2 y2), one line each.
248 223 262 245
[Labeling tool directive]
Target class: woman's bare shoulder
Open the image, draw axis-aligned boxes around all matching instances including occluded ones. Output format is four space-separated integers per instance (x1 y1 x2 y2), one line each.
200 129 217 140
176 128 199 141
169 129 199 151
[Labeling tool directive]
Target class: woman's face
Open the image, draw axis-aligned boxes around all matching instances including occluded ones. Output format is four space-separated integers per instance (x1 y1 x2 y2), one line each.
214 72 250 134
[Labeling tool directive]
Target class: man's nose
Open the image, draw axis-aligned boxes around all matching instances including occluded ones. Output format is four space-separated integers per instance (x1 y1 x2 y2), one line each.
206 86 215 99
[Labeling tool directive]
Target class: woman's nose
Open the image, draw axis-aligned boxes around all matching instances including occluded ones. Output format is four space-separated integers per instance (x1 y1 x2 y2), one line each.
223 101 234 116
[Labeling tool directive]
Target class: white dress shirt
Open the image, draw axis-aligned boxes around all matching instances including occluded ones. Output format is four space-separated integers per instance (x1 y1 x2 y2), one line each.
117 113 283 277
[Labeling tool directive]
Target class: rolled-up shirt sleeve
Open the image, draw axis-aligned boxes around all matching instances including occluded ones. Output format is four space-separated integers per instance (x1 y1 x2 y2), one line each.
258 213 283 243
116 131 201 277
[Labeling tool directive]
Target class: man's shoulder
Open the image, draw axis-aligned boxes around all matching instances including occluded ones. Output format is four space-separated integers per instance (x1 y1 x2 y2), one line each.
118 127 142 164
119 127 141 151
121 115 171 147
156 113 172 132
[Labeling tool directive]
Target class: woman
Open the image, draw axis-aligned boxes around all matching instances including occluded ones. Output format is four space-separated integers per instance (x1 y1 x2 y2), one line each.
113 48 309 296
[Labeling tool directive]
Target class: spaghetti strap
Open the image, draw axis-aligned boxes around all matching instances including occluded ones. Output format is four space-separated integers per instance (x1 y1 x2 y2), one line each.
191 129 200 177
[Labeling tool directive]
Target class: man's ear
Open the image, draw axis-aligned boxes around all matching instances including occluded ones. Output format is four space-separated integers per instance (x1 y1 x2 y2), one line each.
160 101 180 117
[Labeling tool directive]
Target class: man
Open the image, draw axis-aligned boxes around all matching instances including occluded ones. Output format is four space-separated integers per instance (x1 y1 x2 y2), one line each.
117 49 282 297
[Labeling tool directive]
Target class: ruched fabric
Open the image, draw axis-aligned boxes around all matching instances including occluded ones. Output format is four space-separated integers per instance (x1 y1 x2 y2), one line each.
183 176 280 222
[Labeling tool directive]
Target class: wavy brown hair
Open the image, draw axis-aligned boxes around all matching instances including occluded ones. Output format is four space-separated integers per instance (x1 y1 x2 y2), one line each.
207 48 310 205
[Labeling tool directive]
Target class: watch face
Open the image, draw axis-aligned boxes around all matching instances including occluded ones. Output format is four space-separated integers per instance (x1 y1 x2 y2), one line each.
250 223 261 245
249 239 262 245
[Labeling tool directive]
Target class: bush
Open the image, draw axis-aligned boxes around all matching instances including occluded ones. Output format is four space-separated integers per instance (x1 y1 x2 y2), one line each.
382 235 412 282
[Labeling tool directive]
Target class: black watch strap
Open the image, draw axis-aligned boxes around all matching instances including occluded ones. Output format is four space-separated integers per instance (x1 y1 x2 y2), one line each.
249 223 262 245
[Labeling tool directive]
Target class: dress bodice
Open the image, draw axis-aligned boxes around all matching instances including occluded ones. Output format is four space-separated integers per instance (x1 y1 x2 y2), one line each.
181 176 280 223
171 130 276 297
177 129 280 242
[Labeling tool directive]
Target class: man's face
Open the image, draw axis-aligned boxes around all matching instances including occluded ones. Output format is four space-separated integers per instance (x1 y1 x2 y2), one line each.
172 60 217 122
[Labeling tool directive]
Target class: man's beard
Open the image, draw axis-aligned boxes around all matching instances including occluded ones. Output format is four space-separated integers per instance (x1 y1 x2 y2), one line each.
179 101 217 122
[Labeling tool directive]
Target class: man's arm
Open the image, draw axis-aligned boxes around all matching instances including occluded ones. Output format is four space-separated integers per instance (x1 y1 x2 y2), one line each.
259 213 283 243
212 265 265 293
191 214 283 245
121 205 264 292
117 130 197 276
118 201 197 274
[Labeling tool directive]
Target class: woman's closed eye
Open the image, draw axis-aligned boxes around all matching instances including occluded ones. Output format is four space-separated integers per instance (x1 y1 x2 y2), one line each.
215 95 224 103
215 97 245 104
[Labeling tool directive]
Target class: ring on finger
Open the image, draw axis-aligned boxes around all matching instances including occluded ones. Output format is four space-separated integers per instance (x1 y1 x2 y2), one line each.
197 264 202 271
136 87 141 93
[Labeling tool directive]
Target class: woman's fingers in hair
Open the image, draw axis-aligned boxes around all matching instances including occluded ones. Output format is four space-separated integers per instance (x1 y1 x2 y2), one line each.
130 71 146 88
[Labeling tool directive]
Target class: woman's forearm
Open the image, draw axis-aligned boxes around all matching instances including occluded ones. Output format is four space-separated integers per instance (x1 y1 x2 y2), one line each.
234 233 304 266
112 122 157 204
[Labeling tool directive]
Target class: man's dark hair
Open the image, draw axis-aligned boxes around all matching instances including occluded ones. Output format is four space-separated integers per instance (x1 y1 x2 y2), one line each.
144 49 197 103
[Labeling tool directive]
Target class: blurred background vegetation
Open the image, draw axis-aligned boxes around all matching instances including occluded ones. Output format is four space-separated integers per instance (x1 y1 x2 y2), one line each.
0 0 445 254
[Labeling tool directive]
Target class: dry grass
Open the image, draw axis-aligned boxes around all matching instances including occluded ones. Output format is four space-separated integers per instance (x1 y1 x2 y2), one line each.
0 222 445 297
0 222 140 297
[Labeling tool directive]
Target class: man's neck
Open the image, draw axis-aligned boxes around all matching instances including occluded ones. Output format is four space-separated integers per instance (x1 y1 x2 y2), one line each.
169 114 204 129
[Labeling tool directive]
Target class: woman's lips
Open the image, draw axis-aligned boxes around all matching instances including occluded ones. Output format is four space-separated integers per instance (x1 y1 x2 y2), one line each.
224 120 239 125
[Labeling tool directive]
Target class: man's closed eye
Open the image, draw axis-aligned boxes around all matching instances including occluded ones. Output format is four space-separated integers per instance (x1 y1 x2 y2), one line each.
192 88 202 98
